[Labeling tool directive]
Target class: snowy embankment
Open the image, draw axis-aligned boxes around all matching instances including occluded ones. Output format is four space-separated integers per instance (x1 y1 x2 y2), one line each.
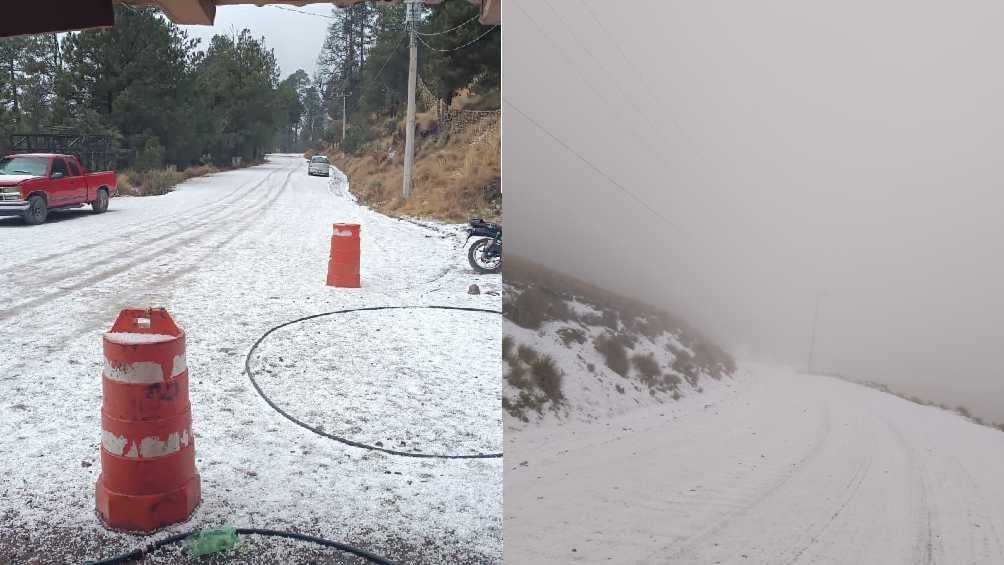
0 155 501 564
502 276 736 427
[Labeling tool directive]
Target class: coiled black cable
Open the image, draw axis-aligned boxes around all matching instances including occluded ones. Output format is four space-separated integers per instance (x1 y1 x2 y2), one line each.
84 527 400 564
244 305 504 459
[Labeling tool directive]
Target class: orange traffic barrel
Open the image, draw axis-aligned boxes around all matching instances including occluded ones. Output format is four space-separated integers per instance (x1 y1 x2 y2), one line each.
95 308 201 532
327 223 361 288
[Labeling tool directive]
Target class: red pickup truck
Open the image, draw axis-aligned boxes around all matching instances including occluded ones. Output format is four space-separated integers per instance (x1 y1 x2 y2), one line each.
0 153 116 225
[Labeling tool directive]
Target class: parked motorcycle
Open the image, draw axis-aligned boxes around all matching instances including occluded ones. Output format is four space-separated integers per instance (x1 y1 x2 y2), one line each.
466 218 502 274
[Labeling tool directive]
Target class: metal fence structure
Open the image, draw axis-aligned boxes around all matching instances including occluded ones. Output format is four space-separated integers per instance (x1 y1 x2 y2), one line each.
7 133 125 172
418 76 500 143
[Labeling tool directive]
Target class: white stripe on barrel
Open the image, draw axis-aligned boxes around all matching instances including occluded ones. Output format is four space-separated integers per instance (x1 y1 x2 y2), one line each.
102 353 187 384
101 428 192 459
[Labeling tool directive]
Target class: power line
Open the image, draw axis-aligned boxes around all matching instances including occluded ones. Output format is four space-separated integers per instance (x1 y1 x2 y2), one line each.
270 5 335 19
508 2 680 202
572 0 739 224
538 0 651 125
372 33 408 90
415 25 498 52
502 96 692 239
417 14 480 36
511 0 742 232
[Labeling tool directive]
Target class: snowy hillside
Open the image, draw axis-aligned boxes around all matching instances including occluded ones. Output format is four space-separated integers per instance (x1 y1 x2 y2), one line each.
502 259 736 426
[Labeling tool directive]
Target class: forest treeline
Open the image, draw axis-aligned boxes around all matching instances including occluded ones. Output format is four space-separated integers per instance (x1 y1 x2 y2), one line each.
300 0 499 154
0 1 499 170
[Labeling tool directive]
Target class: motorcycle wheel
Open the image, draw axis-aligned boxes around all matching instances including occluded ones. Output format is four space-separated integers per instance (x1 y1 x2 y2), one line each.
468 238 502 274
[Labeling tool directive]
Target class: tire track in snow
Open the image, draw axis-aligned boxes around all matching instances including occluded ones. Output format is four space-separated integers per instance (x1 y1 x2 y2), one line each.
0 166 296 323
0 168 282 288
2 177 296 396
946 454 1004 564
883 418 937 565
0 163 296 387
653 401 833 563
780 428 877 565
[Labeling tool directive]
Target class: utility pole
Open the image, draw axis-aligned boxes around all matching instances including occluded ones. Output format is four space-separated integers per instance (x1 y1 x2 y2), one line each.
402 0 419 199
329 90 350 147
807 291 823 373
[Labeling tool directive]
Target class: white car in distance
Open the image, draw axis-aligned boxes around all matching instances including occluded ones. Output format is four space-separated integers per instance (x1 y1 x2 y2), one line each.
307 155 330 177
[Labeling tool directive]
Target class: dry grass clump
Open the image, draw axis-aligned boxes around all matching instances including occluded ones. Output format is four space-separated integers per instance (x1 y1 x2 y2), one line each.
557 326 587 347
531 356 563 403
502 335 514 361
594 332 630 377
517 344 538 365
691 341 737 380
324 126 500 222
116 164 220 196
504 285 574 330
631 352 661 386
581 309 620 332
116 169 184 196
671 349 701 388
502 340 565 421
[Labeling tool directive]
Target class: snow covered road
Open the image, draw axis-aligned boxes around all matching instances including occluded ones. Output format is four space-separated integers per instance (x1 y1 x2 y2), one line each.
505 364 1004 564
0 155 502 564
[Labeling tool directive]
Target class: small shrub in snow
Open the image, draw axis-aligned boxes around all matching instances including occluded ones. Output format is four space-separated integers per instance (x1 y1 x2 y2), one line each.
582 309 619 332
672 351 700 387
502 335 514 361
615 384 625 394
631 315 666 341
671 390 681 400
517 344 538 365
504 286 573 329
557 327 587 347
594 333 629 377
692 341 736 379
613 331 637 350
506 363 530 389
631 352 661 386
531 355 563 403
502 397 528 423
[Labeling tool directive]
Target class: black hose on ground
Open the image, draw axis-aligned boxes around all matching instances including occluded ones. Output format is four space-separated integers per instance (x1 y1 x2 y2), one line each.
244 305 504 459
84 527 400 565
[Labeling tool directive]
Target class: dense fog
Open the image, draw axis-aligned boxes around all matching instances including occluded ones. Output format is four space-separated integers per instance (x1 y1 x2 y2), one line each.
503 0 1004 421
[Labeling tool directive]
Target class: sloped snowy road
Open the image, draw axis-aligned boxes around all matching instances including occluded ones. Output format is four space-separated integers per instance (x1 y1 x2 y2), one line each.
0 155 502 564
505 364 1004 565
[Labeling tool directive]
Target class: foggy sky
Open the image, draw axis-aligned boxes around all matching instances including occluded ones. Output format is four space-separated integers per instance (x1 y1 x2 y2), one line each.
503 1 1004 421
180 4 331 78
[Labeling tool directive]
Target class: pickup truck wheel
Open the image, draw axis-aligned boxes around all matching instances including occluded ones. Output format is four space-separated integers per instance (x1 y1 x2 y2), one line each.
23 195 47 225
92 189 109 214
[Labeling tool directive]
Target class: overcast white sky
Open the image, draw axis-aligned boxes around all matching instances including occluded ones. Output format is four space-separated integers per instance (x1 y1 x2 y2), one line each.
504 0 1004 422
180 4 333 79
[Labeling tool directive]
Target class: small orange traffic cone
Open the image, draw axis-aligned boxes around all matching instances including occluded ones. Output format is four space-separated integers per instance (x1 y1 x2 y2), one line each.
95 308 201 532
327 223 361 288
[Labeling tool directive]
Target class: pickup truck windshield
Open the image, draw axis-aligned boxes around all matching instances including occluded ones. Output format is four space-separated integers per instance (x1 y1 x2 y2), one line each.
0 156 47 177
